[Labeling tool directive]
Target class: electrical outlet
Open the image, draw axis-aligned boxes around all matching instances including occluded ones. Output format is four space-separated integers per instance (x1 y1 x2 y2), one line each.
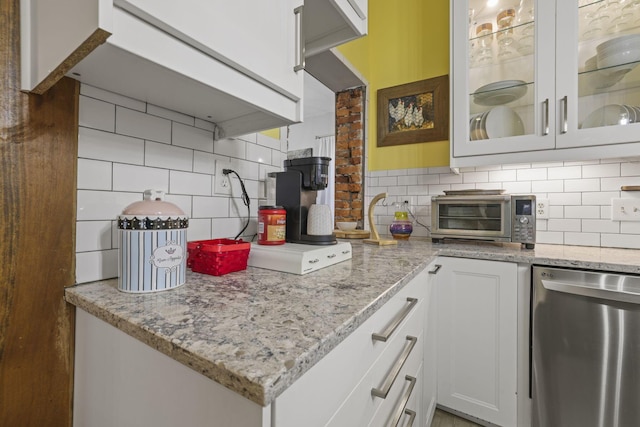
611 198 640 221
214 161 232 195
536 198 549 219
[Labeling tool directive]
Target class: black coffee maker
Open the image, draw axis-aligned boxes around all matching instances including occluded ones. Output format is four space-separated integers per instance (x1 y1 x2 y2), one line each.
271 156 336 245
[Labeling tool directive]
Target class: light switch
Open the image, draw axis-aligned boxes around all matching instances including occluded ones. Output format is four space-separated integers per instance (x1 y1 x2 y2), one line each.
611 198 640 221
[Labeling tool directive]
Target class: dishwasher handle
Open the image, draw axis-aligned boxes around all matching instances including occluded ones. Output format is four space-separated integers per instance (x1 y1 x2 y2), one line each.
541 279 640 305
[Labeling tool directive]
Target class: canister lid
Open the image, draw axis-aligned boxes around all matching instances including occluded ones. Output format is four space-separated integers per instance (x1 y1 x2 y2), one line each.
119 190 188 230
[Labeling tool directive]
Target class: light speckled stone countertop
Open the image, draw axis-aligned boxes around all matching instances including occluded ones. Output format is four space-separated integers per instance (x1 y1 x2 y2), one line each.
65 240 640 406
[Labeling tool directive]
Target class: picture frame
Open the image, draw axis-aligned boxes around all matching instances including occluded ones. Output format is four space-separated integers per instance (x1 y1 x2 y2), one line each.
377 75 449 147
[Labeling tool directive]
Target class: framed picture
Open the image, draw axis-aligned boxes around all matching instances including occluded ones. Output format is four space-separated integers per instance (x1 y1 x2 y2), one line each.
377 75 449 147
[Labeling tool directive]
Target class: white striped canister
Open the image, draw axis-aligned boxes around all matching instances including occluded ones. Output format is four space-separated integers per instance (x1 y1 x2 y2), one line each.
117 190 189 293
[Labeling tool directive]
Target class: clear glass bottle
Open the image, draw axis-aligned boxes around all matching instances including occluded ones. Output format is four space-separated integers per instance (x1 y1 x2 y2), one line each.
389 201 413 240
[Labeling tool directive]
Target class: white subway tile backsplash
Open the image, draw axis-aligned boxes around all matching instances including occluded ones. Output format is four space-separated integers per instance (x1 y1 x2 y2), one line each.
565 205 600 219
78 159 112 190
463 171 488 183
565 232 600 247
565 178 600 192
548 192 582 205
145 141 193 171
246 142 272 164
193 196 230 218
78 127 144 165
77 190 141 221
601 233 640 249
582 163 620 178
379 176 398 187
398 175 418 186
620 222 640 234
542 218 581 232
76 221 112 252
169 171 211 196
439 173 463 184
489 169 516 182
228 158 259 181
212 217 247 239
113 163 169 193
417 174 440 185
79 96 115 132
215 137 246 159
256 132 280 150
75 250 118 284
163 194 193 218
194 153 227 175
582 191 620 205
187 218 212 241
536 231 564 244
601 176 640 191
517 168 547 181
501 181 532 193
236 133 258 144
531 180 564 193
547 166 581 180
582 219 619 233
621 162 640 176
173 122 214 152
116 107 171 144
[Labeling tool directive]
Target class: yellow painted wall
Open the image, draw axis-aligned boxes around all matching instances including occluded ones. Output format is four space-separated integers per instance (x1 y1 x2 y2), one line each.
260 128 280 139
338 0 450 171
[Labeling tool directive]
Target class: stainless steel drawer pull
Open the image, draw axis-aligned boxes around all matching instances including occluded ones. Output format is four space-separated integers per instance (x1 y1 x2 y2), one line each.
327 254 336 259
371 336 417 399
372 298 418 342
403 409 417 426
428 264 442 275
308 258 319 264
389 375 417 426
293 5 305 72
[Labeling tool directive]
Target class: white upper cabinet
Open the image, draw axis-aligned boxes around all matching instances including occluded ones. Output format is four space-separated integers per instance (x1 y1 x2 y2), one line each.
21 0 304 138
304 0 368 57
451 0 640 167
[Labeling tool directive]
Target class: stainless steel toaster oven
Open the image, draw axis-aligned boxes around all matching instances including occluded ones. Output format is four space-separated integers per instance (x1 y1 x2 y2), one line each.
431 191 535 248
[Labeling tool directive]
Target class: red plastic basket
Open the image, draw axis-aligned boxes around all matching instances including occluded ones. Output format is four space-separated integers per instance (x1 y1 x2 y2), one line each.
187 239 251 276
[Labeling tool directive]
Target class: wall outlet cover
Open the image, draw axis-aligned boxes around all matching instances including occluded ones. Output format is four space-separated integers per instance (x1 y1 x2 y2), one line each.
214 161 232 195
536 198 549 219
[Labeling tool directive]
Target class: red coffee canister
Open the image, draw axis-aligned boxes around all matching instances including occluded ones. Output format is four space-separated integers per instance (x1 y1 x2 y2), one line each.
258 206 286 245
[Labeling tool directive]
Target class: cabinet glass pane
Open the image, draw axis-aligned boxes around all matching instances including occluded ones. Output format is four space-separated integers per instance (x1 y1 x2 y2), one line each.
468 0 535 142
578 0 640 130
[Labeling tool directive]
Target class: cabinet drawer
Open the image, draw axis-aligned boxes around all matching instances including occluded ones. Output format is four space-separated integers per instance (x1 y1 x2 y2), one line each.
327 324 424 427
274 270 428 427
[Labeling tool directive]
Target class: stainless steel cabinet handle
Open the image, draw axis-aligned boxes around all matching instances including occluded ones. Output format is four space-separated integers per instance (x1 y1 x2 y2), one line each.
403 409 417 426
327 254 336 259
542 279 640 304
542 98 550 136
428 264 442 275
560 95 568 134
372 298 418 342
389 375 417 426
293 6 305 72
371 336 417 398
308 258 319 264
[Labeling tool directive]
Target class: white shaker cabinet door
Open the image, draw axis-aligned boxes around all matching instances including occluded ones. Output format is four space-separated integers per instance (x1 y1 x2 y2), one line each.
115 0 304 101
436 257 518 427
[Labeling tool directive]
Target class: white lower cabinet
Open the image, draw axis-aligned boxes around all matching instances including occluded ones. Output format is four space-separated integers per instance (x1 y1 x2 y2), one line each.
73 264 437 427
435 257 519 427
276 265 435 426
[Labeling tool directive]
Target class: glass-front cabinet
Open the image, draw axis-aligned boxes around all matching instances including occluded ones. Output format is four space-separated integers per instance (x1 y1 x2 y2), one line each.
451 0 640 166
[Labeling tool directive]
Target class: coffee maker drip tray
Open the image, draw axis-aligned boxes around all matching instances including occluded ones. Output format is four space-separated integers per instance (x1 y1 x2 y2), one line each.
247 242 352 275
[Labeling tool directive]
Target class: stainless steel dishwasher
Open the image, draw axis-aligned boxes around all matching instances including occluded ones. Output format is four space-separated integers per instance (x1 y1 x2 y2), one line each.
532 266 640 427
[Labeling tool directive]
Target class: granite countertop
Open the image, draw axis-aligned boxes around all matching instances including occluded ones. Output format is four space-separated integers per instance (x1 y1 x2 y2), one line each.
65 240 640 406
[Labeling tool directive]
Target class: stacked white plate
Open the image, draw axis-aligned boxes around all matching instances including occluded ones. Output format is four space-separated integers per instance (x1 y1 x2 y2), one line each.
596 34 640 71
473 80 528 106
581 104 640 128
469 106 525 140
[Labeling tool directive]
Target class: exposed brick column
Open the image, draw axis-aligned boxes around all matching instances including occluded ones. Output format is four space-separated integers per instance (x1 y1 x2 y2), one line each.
335 87 365 224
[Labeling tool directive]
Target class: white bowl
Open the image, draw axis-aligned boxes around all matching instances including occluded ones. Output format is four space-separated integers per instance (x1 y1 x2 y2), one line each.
484 106 524 138
336 221 357 231
581 104 632 129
